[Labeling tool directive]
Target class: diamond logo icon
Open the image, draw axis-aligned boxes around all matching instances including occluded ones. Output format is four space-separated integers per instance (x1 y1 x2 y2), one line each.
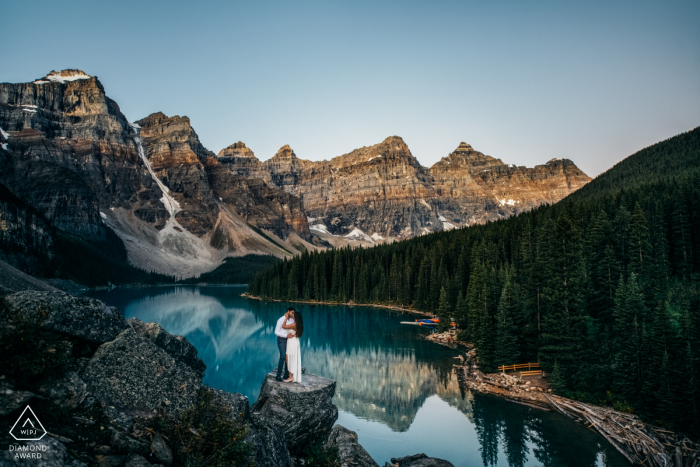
9 406 47 441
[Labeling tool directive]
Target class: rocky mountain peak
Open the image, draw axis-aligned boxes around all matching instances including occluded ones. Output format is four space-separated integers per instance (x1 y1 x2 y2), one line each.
218 141 257 159
330 135 416 169
34 69 92 84
273 144 297 160
454 142 474 153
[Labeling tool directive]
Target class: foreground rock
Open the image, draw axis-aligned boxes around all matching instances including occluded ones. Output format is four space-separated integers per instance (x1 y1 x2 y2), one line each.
128 319 206 378
327 425 378 467
81 328 201 416
390 453 454 467
252 373 338 455
1 291 127 343
246 413 293 467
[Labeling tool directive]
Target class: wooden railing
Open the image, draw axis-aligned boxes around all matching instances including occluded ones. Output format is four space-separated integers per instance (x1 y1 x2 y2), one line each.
498 362 540 372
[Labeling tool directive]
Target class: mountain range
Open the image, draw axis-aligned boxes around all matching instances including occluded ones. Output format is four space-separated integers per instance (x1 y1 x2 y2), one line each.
0 70 590 278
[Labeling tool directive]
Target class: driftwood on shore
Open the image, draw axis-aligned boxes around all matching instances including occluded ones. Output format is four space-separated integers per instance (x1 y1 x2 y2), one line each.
439 332 700 467
545 395 699 467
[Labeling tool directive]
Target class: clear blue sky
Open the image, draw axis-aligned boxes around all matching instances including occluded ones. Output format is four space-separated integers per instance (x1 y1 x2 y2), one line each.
2 0 699 176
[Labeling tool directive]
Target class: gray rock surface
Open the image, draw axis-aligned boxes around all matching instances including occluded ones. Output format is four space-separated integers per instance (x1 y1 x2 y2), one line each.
1 291 127 343
110 430 149 456
128 319 206 378
103 406 134 432
124 452 151 467
327 425 378 467
0 388 34 416
37 371 86 410
209 388 249 419
150 434 172 465
390 453 454 467
0 436 86 466
123 452 151 467
251 373 338 455
81 329 201 416
94 455 126 467
245 413 292 467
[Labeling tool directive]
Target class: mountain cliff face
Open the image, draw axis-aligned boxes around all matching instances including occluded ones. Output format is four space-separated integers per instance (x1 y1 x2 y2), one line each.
430 142 592 228
0 70 314 277
0 69 590 278
222 137 591 242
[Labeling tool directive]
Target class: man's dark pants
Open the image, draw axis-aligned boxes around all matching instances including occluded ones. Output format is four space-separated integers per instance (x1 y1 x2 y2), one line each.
276 336 290 379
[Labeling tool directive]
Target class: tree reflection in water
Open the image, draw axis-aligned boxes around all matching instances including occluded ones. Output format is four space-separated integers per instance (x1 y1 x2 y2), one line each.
86 286 630 467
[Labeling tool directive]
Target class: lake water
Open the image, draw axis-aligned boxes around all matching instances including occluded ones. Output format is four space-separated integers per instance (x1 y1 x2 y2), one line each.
85 286 630 467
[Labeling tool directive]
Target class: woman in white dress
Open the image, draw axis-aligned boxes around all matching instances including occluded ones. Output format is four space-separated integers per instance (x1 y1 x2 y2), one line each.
282 310 303 383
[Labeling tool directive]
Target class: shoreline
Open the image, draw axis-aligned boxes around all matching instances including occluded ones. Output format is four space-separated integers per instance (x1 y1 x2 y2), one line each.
443 334 699 466
241 293 435 317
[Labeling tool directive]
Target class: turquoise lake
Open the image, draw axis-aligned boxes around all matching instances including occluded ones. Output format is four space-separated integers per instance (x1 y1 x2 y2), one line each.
85 285 630 467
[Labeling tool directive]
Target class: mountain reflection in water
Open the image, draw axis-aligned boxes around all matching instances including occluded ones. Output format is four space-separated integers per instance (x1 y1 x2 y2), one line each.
85 286 630 467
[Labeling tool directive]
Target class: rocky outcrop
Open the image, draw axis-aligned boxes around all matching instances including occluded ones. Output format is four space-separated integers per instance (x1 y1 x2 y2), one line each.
128 318 206 378
327 425 379 467
390 453 454 467
1 291 127 343
252 373 339 455
81 328 201 416
246 413 293 467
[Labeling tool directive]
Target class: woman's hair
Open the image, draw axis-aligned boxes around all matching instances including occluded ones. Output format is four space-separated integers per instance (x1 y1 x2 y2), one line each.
294 311 304 338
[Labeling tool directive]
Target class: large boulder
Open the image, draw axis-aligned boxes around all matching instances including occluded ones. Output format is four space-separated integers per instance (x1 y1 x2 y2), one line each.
327 425 378 467
245 413 293 467
81 329 201 416
251 373 338 455
390 454 454 467
128 319 206 378
1 292 127 343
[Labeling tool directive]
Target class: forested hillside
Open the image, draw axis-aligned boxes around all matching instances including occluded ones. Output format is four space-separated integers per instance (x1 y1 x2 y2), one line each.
248 127 700 437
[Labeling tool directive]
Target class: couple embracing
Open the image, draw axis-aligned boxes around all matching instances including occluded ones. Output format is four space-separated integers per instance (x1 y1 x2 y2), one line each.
275 307 304 383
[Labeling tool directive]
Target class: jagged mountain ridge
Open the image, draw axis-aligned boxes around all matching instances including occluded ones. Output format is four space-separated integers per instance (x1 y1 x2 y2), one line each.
219 137 591 241
0 70 316 277
1 69 590 278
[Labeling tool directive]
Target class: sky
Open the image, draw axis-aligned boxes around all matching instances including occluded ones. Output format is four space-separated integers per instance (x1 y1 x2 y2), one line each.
2 0 699 177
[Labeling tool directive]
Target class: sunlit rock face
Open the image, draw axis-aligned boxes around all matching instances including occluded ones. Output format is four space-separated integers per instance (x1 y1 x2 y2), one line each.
217 142 267 179
232 138 590 242
430 142 592 227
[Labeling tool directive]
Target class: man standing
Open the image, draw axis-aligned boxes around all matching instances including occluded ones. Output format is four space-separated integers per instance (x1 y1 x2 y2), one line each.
275 307 295 382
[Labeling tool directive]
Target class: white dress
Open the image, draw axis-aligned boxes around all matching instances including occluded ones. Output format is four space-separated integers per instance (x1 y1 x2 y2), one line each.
285 328 302 383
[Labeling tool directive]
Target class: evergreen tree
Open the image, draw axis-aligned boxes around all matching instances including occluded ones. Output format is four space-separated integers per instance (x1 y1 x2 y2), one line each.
495 272 520 367
437 287 451 333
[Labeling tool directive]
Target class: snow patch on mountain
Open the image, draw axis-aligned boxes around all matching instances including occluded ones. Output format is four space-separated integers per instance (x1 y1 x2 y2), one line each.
345 228 373 243
496 197 518 207
37 70 92 84
310 223 331 234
